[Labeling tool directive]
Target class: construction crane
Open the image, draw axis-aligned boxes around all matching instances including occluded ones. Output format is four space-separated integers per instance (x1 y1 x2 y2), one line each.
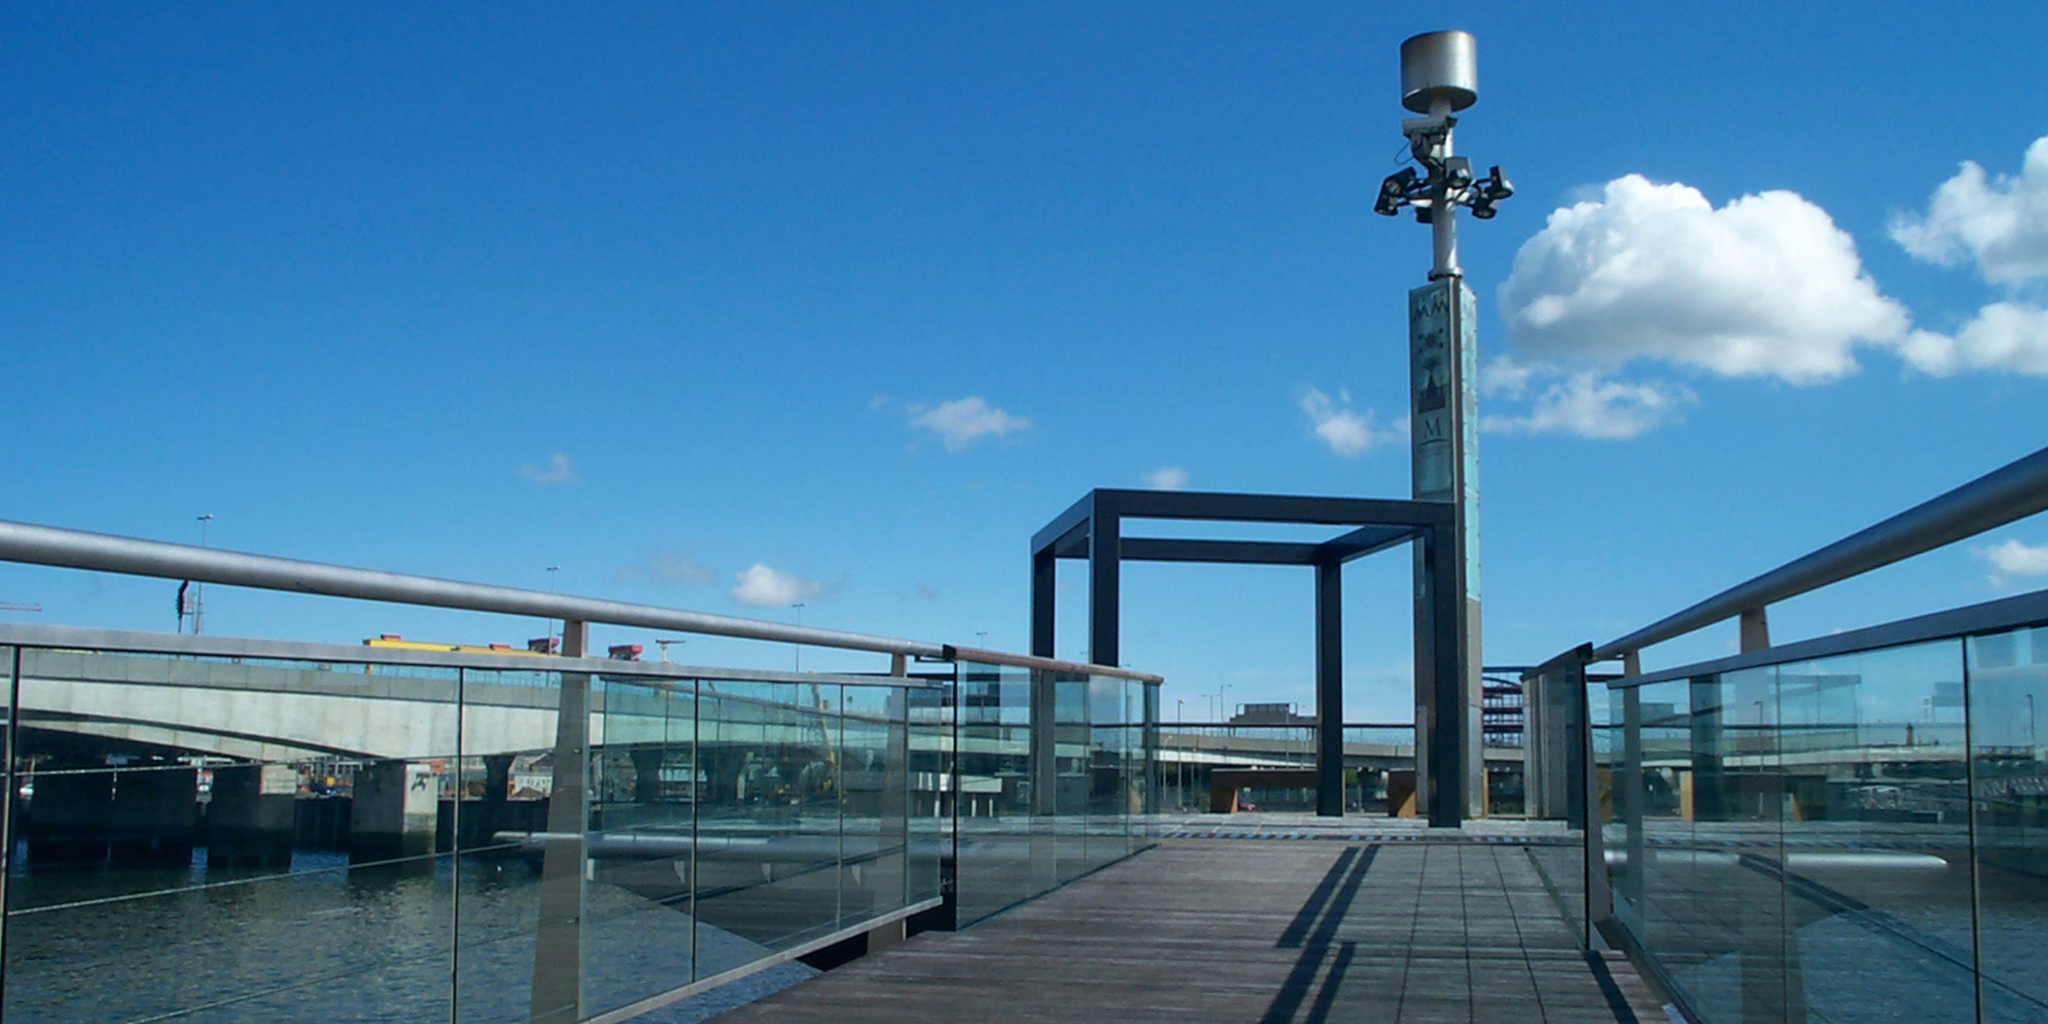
0 601 41 613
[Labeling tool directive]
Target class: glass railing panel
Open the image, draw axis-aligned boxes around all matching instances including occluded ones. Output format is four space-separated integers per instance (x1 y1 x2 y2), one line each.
1623 679 1701 984
693 681 842 976
839 682 908 929
952 661 1039 926
1084 674 1125 871
4 647 460 1024
1522 667 1587 943
1677 665 1789 1024
0 644 12 975
1052 674 1092 884
450 665 576 1024
903 683 945 906
1773 641 1975 1024
577 672 697 1020
1968 627 2048 1022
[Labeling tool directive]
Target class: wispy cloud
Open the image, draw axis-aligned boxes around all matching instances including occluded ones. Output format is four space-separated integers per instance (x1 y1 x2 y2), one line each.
1145 466 1189 490
1890 136 2048 286
907 397 1031 451
1480 363 1696 439
613 547 717 587
518 453 577 485
1299 388 1396 456
731 562 827 607
1978 538 2048 589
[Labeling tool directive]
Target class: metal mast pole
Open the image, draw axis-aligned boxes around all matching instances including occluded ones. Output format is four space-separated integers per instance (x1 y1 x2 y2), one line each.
1376 30 1512 825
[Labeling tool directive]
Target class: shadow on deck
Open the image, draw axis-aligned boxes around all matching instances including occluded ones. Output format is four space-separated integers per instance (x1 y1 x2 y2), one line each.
707 835 1666 1023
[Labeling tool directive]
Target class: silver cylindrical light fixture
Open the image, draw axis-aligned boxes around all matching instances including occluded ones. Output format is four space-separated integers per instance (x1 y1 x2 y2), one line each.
1400 30 1478 113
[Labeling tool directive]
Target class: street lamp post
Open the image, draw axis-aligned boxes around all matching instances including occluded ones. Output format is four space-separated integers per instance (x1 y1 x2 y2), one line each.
792 602 807 671
545 565 561 648
1176 698 1186 809
2028 692 2038 755
193 514 213 634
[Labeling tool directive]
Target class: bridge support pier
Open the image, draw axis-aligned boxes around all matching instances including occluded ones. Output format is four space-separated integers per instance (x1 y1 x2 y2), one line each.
209 764 297 868
26 765 199 867
25 765 197 867
350 760 439 866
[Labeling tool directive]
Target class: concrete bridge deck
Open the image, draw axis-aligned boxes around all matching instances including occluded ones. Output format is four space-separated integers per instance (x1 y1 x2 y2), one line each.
706 835 1665 1024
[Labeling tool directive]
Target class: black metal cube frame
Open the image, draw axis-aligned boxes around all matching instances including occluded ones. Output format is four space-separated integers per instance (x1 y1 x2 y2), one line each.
1030 489 1467 824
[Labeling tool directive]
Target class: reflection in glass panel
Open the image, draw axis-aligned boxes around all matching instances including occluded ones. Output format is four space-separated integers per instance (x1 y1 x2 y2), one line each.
952 662 1041 926
1523 667 1588 948
1084 675 1125 872
1053 674 1091 884
1777 642 1973 1024
694 681 842 977
1677 665 1792 1024
904 682 946 906
1969 628 2048 1022
840 683 907 931
3 648 459 1024
578 672 697 1020
0 646 10 983
1624 680 1700 984
453 665 575 1024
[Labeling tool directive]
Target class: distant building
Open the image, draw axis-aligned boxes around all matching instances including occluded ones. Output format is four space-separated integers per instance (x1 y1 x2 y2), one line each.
1231 702 1315 725
1483 675 1524 748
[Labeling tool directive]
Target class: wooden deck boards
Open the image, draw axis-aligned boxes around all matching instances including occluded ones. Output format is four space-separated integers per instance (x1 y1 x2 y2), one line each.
709 839 1666 1023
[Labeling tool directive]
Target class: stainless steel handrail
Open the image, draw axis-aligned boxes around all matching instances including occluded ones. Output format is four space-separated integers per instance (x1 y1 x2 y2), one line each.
1594 445 2048 660
944 644 1163 684
0 519 947 658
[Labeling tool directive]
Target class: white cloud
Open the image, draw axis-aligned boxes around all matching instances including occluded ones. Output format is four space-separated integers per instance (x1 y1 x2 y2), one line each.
730 563 826 607
518 453 577 484
908 397 1030 451
1981 538 2048 578
1898 301 2048 376
1890 136 2048 285
614 547 717 587
1481 370 1696 440
1299 388 1396 456
1499 175 1910 384
1145 466 1189 490
1478 355 1539 399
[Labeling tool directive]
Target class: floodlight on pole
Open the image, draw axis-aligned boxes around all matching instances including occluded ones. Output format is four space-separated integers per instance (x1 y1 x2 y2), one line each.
1374 30 1512 280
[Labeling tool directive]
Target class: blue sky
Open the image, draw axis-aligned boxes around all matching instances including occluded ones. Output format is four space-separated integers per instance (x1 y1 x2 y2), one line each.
5 3 2047 720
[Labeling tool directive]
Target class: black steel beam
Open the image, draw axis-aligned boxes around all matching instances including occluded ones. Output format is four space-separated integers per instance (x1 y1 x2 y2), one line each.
1031 548 1056 660
1316 524 1422 562
1119 538 1322 565
1314 558 1343 817
1030 493 1098 555
1424 526 1465 826
1093 489 1451 528
1088 509 1120 668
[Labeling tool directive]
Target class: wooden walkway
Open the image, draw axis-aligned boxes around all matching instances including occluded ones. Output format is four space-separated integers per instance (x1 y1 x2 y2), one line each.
711 838 1666 1023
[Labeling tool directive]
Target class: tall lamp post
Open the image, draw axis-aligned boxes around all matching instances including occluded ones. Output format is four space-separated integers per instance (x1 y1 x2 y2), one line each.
1176 698 1186 809
192 514 214 634
792 602 807 671
1374 30 1512 824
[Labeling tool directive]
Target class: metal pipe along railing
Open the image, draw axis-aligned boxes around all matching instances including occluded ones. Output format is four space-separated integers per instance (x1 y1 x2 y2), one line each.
1593 444 2048 661
0 518 947 660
